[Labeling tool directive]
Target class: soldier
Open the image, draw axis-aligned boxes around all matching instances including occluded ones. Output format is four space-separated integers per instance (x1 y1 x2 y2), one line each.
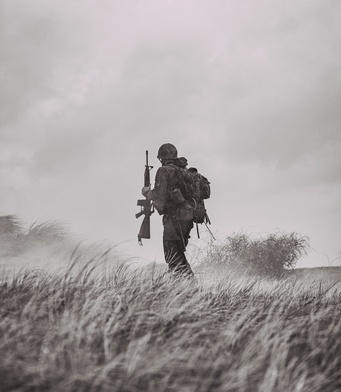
142 143 194 277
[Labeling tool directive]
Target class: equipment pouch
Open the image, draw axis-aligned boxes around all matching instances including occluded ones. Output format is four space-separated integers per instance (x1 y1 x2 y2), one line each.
170 188 185 205
178 201 194 221
193 203 206 223
153 200 165 215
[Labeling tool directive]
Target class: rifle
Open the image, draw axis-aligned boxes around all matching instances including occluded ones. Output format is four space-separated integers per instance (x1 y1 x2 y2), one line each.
136 151 154 245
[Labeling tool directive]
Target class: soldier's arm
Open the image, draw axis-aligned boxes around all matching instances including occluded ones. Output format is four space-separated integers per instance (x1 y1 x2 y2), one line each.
150 168 169 199
141 167 170 214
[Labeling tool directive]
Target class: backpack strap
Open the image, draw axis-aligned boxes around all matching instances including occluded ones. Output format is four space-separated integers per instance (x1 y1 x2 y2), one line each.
163 163 181 190
196 222 200 239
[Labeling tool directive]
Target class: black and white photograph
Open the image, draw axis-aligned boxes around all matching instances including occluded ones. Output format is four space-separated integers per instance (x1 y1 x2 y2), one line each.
1 1 341 391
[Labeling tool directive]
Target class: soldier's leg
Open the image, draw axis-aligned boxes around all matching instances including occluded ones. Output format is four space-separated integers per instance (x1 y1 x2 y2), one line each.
162 214 194 277
163 239 194 276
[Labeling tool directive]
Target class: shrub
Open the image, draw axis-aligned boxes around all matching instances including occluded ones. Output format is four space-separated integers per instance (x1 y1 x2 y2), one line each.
201 232 309 276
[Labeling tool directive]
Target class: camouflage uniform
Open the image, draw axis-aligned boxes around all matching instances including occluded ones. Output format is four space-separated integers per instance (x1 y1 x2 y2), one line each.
145 159 194 276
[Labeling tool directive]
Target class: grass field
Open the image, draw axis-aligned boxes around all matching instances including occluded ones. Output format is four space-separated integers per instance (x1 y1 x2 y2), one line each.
1 216 341 392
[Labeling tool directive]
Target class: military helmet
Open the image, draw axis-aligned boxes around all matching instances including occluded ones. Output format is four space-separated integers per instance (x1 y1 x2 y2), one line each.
157 143 178 160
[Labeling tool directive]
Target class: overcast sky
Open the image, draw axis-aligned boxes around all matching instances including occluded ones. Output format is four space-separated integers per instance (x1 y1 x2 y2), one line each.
1 0 340 267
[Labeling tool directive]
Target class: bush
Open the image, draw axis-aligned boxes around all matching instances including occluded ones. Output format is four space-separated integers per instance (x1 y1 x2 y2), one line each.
202 232 309 276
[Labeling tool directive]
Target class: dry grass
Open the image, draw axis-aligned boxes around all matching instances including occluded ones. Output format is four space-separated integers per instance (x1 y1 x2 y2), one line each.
1 261 341 392
1 217 340 391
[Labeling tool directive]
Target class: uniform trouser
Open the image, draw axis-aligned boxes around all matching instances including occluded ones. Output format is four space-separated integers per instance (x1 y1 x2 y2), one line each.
163 239 194 276
162 214 194 276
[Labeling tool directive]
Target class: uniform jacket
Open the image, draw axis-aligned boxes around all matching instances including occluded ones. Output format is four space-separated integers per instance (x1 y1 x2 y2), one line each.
146 161 193 242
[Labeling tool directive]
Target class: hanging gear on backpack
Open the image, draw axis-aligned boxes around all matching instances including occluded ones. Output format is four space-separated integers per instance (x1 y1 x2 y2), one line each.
168 163 213 239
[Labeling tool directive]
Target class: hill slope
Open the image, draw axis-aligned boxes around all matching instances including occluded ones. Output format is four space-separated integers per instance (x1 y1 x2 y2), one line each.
1 216 340 391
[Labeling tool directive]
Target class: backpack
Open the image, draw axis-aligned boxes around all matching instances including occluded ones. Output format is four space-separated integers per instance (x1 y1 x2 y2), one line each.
170 165 211 224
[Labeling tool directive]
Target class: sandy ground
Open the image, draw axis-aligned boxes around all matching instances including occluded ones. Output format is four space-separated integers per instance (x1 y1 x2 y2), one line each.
287 266 341 286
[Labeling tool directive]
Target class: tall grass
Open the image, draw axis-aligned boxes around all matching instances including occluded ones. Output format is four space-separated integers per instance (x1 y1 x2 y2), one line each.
0 215 71 260
1 218 340 391
0 215 124 280
1 258 340 392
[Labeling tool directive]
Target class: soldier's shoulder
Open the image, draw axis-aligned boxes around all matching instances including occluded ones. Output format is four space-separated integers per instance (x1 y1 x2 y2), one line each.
158 164 177 174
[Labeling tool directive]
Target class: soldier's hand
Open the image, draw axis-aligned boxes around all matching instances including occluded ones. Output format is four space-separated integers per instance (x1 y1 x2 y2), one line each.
142 186 151 197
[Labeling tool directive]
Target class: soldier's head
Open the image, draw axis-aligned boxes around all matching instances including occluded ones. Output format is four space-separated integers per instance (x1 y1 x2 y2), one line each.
157 143 178 164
